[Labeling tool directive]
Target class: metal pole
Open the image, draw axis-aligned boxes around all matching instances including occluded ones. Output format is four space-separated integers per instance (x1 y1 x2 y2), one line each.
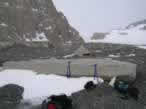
94 64 98 80
66 61 71 78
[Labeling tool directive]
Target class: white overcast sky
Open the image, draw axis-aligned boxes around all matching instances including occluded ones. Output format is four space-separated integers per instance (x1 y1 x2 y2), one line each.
52 0 146 38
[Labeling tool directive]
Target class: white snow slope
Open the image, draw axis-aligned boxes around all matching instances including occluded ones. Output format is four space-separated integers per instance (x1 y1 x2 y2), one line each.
0 69 103 104
89 24 146 48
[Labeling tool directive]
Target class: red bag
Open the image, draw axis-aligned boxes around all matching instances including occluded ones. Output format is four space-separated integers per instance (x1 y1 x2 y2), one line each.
48 103 56 109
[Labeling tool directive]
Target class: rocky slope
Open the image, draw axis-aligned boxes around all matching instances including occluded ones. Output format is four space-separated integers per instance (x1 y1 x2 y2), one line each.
0 0 84 56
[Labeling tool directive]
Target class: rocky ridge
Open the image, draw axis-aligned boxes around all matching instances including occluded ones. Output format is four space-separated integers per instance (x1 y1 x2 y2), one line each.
0 0 84 58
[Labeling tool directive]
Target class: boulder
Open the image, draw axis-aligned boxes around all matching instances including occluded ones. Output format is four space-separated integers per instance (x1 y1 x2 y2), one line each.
0 84 24 109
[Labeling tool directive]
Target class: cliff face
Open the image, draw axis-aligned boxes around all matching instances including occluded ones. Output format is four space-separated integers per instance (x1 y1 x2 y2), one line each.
0 0 84 49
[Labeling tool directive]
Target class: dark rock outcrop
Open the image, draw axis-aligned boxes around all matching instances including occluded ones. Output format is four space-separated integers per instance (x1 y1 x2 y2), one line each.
142 26 146 30
0 84 24 109
91 32 108 40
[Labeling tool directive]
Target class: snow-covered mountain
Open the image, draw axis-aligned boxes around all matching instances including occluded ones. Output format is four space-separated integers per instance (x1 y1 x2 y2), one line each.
89 20 146 47
126 19 146 29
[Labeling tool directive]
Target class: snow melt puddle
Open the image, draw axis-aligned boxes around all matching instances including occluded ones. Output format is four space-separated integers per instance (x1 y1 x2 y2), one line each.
0 69 103 104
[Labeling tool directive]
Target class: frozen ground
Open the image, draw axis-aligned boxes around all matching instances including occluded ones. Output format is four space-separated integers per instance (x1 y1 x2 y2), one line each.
0 69 103 104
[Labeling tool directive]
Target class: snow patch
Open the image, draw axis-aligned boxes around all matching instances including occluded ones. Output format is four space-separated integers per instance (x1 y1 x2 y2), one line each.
65 41 72 45
108 54 120 58
109 77 116 87
38 24 43 27
32 32 48 42
32 8 38 12
25 38 31 42
69 29 72 33
95 50 102 53
0 69 103 104
8 36 11 39
63 54 75 59
4 2 9 6
0 23 8 27
25 32 48 42
45 26 52 30
16 6 23 9
61 15 65 19
23 35 31 42
126 54 136 57
58 34 62 38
